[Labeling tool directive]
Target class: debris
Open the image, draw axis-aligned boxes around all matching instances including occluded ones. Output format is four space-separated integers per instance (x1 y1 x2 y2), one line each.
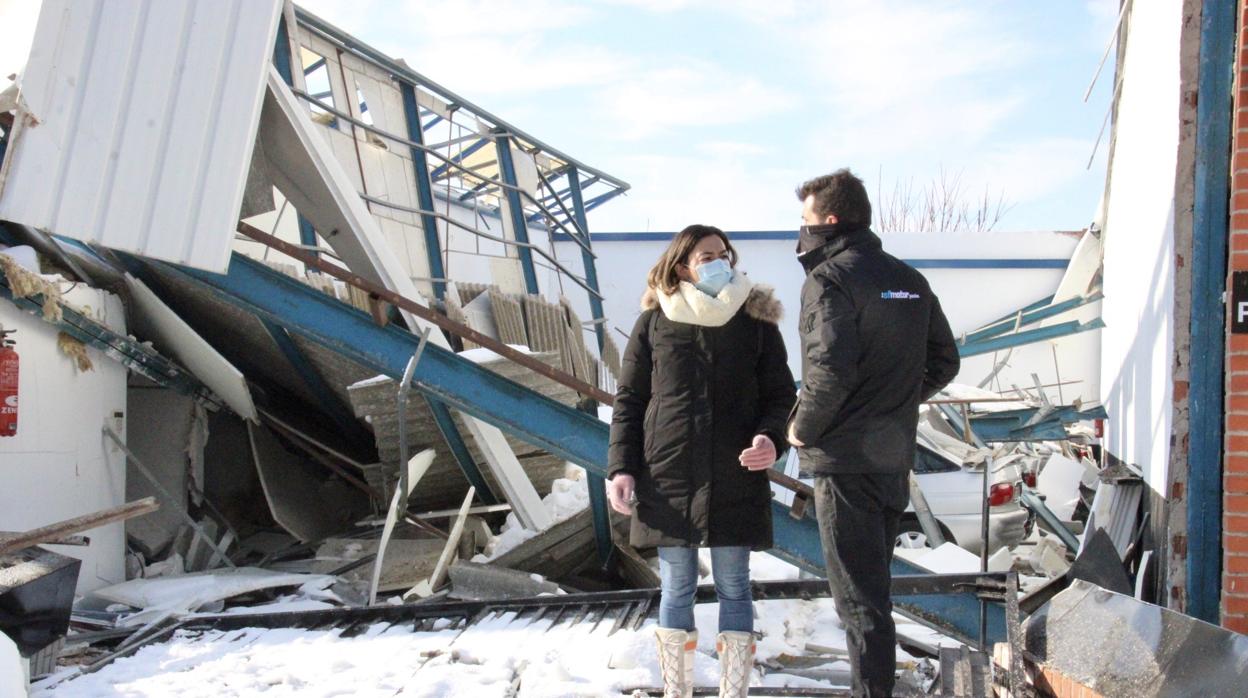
369 449 437 605
1022 580 1248 697
0 547 80 658
1067 529 1131 596
446 560 562 601
1034 453 1088 521
246 421 365 544
1083 476 1143 558
0 252 61 321
935 644 991 697
54 332 91 371
90 567 336 627
0 498 158 556
486 508 596 582
1025 535 1071 578
404 486 476 600
311 537 443 593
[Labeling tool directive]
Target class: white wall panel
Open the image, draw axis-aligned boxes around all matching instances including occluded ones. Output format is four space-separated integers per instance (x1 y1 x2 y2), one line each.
0 0 281 272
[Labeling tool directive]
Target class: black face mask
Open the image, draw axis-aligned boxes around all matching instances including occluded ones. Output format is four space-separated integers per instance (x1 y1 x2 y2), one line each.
796 223 845 256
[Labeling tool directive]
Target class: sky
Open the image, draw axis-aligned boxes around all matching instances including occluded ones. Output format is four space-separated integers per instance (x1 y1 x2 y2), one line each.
0 0 1120 234
296 0 1120 234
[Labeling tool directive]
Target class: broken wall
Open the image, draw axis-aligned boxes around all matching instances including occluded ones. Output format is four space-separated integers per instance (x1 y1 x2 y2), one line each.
0 281 127 595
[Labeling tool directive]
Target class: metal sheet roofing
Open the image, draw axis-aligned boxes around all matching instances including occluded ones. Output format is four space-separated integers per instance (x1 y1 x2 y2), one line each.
0 0 282 273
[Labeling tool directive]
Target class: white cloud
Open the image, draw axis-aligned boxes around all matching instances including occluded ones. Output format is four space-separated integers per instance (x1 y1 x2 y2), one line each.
594 62 799 140
588 150 805 232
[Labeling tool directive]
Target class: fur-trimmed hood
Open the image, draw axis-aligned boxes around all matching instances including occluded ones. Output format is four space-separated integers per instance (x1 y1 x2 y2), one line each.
641 272 783 327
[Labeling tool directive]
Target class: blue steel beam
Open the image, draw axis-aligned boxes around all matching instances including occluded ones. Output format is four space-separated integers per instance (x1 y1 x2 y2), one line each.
969 405 1109 442
260 317 373 448
135 250 1002 644
567 168 612 563
399 81 448 301
769 501 1005 645
567 168 606 353
0 278 218 408
957 319 1105 357
961 293 1103 346
493 131 540 294
139 252 606 466
425 398 500 505
1188 0 1235 624
430 138 490 180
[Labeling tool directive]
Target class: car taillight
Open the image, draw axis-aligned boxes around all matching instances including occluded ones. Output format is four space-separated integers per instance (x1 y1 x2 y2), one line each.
1022 471 1037 488
988 482 1015 507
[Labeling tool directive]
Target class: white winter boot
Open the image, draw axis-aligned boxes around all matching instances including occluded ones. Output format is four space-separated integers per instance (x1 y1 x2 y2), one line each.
655 627 697 698
716 631 755 698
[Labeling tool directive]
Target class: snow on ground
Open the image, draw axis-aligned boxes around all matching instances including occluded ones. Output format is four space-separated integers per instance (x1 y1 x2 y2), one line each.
35 547 947 697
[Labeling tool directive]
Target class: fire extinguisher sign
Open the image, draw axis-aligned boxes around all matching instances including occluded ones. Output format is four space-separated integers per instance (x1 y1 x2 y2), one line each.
0 331 16 437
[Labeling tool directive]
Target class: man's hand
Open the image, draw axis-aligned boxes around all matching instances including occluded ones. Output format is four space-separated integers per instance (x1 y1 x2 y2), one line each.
787 423 804 448
606 474 636 515
739 435 777 470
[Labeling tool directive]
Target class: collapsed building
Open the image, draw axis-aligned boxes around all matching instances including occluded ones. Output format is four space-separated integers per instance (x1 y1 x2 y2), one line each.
0 1 1247 696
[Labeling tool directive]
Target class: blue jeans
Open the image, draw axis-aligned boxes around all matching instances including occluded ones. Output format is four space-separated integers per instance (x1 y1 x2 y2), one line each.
657 546 753 633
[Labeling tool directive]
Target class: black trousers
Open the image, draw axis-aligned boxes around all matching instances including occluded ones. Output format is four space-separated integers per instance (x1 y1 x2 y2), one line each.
813 473 910 698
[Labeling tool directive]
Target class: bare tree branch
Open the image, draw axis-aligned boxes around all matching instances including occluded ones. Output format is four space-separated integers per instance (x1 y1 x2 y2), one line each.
874 167 1014 233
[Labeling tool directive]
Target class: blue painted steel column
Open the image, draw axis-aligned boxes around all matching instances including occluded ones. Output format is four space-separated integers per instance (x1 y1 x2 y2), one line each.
567 168 612 562
272 15 320 263
567 169 606 353
399 82 447 301
426 397 499 505
493 131 540 294
1188 0 1235 624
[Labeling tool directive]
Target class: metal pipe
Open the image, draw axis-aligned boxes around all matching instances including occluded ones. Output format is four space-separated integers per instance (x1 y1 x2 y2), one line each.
356 193 604 300
103 427 237 568
979 454 992 650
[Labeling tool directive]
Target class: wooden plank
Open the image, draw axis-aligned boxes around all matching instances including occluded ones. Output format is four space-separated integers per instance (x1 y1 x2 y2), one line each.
0 498 158 556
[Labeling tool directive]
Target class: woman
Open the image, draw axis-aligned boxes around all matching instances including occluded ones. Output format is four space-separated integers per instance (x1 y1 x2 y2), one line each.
606 224 795 698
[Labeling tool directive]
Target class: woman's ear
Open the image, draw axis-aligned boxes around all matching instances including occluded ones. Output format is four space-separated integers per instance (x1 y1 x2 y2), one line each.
675 263 694 283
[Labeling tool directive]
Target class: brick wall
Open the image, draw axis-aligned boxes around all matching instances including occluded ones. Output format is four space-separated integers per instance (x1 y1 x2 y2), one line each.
1224 0 1248 636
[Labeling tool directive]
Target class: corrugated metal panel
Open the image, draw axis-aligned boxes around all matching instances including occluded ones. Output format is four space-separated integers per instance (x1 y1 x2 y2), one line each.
0 0 281 273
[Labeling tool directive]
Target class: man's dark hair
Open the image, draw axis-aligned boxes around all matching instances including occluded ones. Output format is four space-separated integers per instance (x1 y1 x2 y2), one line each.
796 169 872 229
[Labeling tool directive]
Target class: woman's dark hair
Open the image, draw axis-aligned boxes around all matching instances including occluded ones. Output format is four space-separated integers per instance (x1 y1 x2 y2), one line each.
646 224 737 295
796 168 872 230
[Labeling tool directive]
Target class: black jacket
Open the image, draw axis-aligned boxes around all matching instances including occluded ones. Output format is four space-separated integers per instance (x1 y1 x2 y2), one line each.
791 227 959 476
608 282 796 550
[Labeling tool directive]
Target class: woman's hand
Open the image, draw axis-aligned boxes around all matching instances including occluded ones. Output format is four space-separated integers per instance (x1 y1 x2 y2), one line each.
739 434 777 470
606 474 636 515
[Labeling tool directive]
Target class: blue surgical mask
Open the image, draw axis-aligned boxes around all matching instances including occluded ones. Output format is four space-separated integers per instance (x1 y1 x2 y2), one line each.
693 258 733 296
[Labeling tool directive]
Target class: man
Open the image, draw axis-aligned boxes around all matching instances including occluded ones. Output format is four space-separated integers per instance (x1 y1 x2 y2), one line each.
787 169 960 697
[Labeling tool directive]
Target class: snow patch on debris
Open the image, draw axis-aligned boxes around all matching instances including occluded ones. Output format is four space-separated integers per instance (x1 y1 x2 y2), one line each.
476 470 591 562
89 568 336 627
458 344 538 364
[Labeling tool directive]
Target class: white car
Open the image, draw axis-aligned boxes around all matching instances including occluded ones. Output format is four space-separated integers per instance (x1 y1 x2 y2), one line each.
780 442 1031 556
899 444 1031 555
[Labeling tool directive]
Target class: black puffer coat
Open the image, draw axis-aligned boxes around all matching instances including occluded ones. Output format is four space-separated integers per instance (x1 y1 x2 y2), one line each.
608 280 795 550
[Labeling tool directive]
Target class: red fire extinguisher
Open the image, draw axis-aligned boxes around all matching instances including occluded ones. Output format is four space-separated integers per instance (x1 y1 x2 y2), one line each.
0 329 17 437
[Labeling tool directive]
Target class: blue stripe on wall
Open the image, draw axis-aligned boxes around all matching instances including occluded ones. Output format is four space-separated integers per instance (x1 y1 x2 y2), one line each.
550 231 1070 269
